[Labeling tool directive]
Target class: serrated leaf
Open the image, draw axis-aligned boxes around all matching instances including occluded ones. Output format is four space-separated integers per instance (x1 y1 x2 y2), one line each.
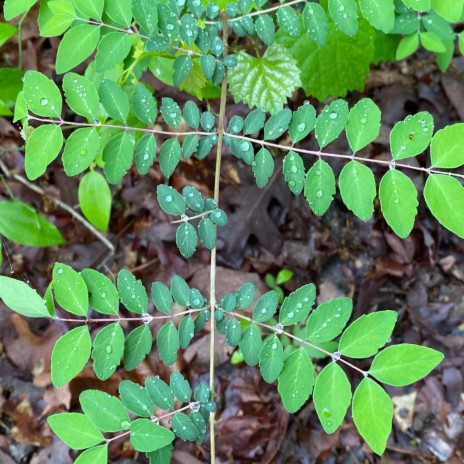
279 283 316 325
91 322 124 380
146 376 174 410
329 0 359 36
176 222 197 258
51 326 91 387
278 348 314 413
151 282 173 314
62 127 100 176
79 171 111 232
157 322 180 366
346 98 381 152
283 151 305 195
304 159 336 216
252 148 274 188
352 378 392 455
170 371 192 402
124 324 153 371
239 324 262 366
306 297 352 343
259 334 284 383
96 32 131 72
430 123 464 168
130 419 175 453
80 390 130 432
156 185 186 216
119 380 154 417
159 138 181 178
133 83 157 126
315 99 349 149
338 160 376 221
289 103 316 144
23 70 62 118
379 169 418 238
53 263 88 316
339 310 397 358
359 0 394 33
424 174 464 238
118 269 148 314
302 2 328 45
228 44 301 115
252 290 279 322
313 362 352 433
135 134 156 175
99 79 129 124
103 131 134 184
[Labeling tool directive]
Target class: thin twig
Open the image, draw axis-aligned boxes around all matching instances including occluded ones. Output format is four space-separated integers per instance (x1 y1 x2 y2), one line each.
171 211 211 224
0 159 115 253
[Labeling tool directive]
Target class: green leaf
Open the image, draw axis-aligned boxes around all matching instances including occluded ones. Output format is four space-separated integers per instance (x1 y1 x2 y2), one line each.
264 108 292 141
315 99 349 149
133 0 158 36
338 161 376 221
157 185 186 216
25 124 63 180
0 276 50 318
370 344 444 386
159 138 181 178
23 70 62 118
289 103 316 144
157 322 180 366
146 376 174 410
78 171 111 232
359 0 394 32
130 419 175 453
183 101 200 129
56 25 100 74
396 33 419 60
420 31 446 52
103 132 134 184
255 14 275 46
228 44 301 115
51 326 91 387
279 283 316 326
95 32 131 73
80 390 130 432
91 322 124 380
48 413 104 450
173 55 193 87
118 269 148 314
346 98 381 152
243 108 266 135
171 413 199 441
259 334 284 383
352 378 393 455
4 0 37 20
339 310 397 358
151 282 173 314
62 127 100 176
74 445 108 464
252 148 274 188
99 79 129 123
313 362 352 433
147 444 174 464
278 348 314 413
430 123 464 168
38 0 74 37
236 282 256 309
431 0 463 22
170 371 192 402
306 297 352 343
0 200 64 247
252 290 279 322
304 159 336 216
136 134 156 175
81 269 118 316
180 14 198 44
390 112 434 160
63 72 99 122
124 324 153 371
160 97 182 128
283 151 305 195
277 6 300 37
179 316 195 349
424 174 464 238
176 222 198 258
403 0 430 11
170 276 190 306
198 218 216 250
302 2 328 45
239 324 262 366
379 169 418 238
277 20 376 101
119 380 154 417
73 0 104 20
328 0 359 36
133 83 157 126
105 0 132 27
53 263 89 316
225 317 242 346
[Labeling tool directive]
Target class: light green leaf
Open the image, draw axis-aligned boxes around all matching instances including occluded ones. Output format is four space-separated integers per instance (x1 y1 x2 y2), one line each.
132 0 158 35
420 31 446 52
0 200 64 247
73 0 104 20
56 25 100 74
38 0 74 37
328 0 358 36
252 290 279 322
146 376 174 410
81 269 119 315
51 326 91 387
370 344 444 386
228 44 301 115
302 2 328 45
430 123 464 168
130 419 175 453
78 171 111 232
48 413 104 450
96 32 131 73
259 334 284 383
80 389 130 432
91 322 124 380
151 282 173 314
119 380 154 417
352 378 393 455
306 297 352 343
103 131 134 184
313 362 352 433
171 413 199 441
359 0 395 32
283 151 305 195
157 185 186 216
23 70 62 118
315 99 349 149
0 276 50 318
135 134 156 175
62 127 100 176
159 138 181 178
338 160 376 221
390 112 434 160
431 0 463 22
99 79 129 123
252 148 274 188
424 174 464 238
4 0 37 20
53 263 88 316
403 0 430 11
379 169 418 238
25 124 63 180
304 159 336 216
170 371 192 402
396 33 419 60
117 269 148 314
278 348 314 413
124 324 152 371
105 0 132 27
74 445 108 464
133 83 157 126
239 324 262 366
339 310 398 358
157 322 180 366
63 72 99 122
346 98 381 152
279 283 316 326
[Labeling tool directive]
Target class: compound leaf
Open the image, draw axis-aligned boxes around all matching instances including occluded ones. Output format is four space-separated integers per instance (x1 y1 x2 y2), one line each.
124 324 152 371
304 160 336 216
279 283 316 326
117 269 148 314
346 98 381 152
259 334 284 383
130 419 175 453
52 263 88 316
91 322 124 380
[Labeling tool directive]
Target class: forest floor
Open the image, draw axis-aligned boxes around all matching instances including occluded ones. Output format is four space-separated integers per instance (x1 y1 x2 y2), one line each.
0 11 464 464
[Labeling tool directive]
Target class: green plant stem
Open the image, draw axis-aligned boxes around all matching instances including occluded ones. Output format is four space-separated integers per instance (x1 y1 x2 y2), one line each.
230 311 368 377
208 11 229 464
17 12 28 69
170 210 212 224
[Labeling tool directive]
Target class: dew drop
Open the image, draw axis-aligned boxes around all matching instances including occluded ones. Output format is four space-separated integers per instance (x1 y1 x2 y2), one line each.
329 112 337 120
40 98 48 106
360 117 367 125
290 165 298 173
80 149 87 156
105 345 112 354
271 342 277 350
57 268 64 275
240 141 250 151
166 23 175 31
400 145 406 151
287 311 295 319
274 323 284 335
322 408 332 418
315 189 323 198
165 195 173 203
332 351 341 361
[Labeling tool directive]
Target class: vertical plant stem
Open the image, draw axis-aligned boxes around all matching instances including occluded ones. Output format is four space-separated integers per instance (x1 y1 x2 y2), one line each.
17 12 27 69
209 10 229 464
